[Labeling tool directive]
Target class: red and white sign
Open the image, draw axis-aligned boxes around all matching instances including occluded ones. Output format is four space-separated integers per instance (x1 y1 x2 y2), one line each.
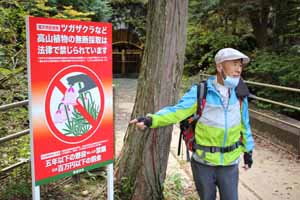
26 16 113 186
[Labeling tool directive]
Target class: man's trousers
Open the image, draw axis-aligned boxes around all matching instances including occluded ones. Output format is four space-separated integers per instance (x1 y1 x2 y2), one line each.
191 158 239 200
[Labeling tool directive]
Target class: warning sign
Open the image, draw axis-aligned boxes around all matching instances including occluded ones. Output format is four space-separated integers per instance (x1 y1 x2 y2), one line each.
45 65 105 144
26 17 113 186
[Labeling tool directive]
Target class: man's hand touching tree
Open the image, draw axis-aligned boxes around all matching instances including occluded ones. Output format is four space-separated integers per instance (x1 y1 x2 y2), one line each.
129 117 152 130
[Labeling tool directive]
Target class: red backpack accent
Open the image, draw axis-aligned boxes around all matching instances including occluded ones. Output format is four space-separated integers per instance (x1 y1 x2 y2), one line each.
178 82 207 161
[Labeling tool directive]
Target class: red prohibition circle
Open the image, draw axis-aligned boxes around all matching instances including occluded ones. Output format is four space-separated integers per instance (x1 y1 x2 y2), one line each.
45 65 105 144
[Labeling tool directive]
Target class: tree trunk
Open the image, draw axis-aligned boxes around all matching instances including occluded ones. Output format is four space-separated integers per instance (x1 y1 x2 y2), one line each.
272 1 289 50
115 0 188 200
248 0 271 48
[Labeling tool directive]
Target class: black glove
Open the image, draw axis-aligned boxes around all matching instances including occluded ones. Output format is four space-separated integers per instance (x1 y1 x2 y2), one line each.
243 151 253 168
137 117 152 127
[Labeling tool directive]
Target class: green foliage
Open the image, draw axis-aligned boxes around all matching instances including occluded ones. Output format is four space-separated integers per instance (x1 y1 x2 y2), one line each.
247 50 300 87
22 0 54 17
1 179 31 200
185 25 241 75
184 0 300 120
89 0 112 21
46 0 112 21
246 50 300 119
110 0 147 42
163 173 184 200
187 0 300 51
53 5 94 20
185 0 257 75
0 163 31 199
0 67 27 110
270 0 300 50
115 176 134 200
0 67 25 90
0 107 29 169
0 4 27 69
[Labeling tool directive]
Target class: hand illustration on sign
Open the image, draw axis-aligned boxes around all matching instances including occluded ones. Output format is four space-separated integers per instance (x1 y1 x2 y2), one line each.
67 74 97 93
51 72 100 137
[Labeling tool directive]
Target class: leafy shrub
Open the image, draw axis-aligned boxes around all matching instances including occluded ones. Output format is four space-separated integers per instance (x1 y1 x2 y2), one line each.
184 26 241 75
245 50 300 119
163 173 184 200
1 180 31 200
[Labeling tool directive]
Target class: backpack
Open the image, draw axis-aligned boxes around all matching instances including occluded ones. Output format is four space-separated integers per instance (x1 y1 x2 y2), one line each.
177 79 249 161
177 81 207 161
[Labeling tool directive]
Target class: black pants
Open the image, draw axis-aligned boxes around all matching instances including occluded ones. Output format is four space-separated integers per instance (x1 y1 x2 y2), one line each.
191 158 239 200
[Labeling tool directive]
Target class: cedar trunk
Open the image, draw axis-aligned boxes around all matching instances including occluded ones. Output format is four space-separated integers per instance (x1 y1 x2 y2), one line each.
115 0 188 200
248 1 271 48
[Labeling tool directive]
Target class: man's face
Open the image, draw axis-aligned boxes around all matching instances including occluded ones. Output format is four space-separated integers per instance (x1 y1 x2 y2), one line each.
217 59 243 78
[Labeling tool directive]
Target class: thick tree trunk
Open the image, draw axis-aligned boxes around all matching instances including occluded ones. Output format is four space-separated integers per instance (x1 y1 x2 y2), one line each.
115 0 188 200
248 0 271 48
272 1 289 50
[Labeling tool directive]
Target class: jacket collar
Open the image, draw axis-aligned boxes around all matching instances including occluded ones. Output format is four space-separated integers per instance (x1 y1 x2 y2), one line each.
206 75 250 98
206 75 235 97
207 75 220 93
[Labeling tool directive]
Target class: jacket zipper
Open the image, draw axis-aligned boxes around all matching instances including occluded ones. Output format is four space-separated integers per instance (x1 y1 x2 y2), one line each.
208 84 230 165
221 109 228 165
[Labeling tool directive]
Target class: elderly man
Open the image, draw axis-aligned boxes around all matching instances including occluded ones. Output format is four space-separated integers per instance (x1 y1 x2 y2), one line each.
130 48 254 200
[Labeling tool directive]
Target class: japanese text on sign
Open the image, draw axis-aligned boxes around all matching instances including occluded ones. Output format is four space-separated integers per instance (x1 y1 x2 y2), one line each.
43 145 107 173
36 23 109 57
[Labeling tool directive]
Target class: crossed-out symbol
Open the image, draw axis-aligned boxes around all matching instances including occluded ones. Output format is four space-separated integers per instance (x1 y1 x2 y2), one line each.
45 65 105 144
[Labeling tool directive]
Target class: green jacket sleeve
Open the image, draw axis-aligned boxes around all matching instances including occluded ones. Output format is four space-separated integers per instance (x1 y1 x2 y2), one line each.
147 85 198 128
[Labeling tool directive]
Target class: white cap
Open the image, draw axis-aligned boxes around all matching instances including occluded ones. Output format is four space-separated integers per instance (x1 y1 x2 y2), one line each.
214 48 250 64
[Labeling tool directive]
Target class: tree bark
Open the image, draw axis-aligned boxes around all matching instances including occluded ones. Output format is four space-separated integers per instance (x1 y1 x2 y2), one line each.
247 0 271 48
272 0 289 50
115 0 188 200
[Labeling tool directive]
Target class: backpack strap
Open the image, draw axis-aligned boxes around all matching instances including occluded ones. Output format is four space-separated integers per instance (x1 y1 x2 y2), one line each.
193 140 242 153
196 81 207 116
183 81 207 161
235 78 249 98
235 78 248 112
235 78 248 114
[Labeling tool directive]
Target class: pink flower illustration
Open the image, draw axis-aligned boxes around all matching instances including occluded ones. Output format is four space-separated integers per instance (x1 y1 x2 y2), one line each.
63 87 78 105
53 109 67 123
65 107 73 117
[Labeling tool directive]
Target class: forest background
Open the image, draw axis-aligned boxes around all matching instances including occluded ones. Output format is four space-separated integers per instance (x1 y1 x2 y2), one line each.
0 0 299 198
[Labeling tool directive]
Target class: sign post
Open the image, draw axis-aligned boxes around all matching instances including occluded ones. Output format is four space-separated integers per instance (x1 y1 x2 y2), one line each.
107 163 114 200
26 16 113 199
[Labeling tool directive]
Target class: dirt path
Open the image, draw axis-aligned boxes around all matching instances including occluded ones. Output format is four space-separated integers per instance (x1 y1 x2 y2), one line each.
114 78 300 200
